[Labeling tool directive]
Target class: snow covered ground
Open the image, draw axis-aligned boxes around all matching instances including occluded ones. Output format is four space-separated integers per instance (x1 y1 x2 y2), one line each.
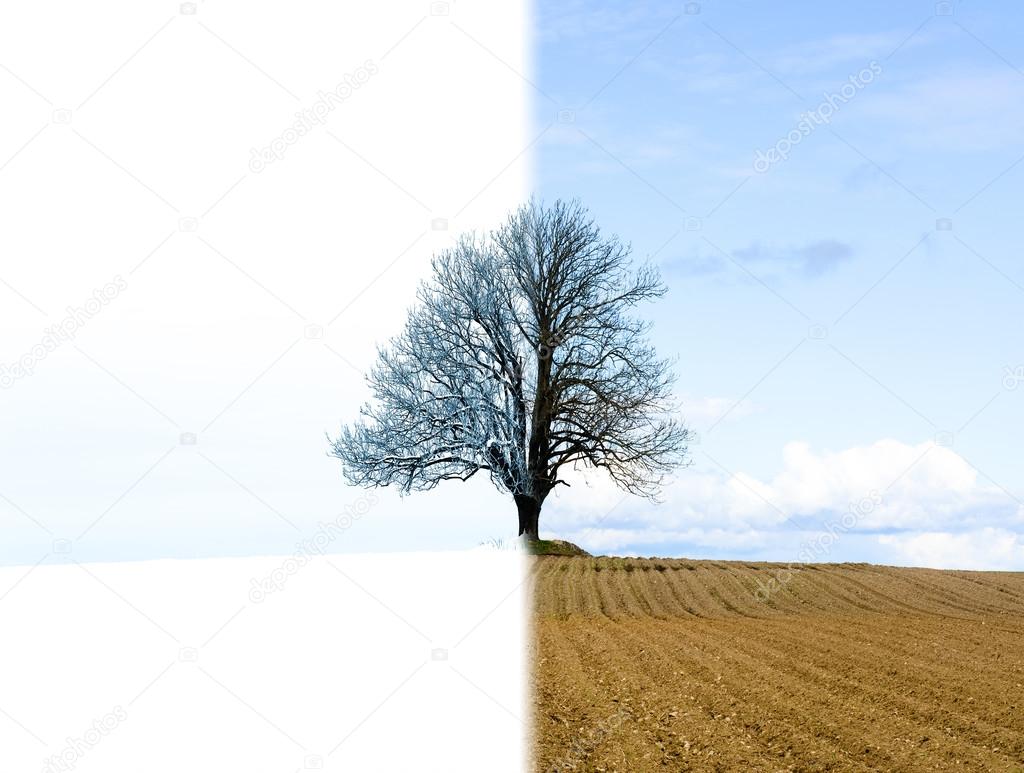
0 550 526 771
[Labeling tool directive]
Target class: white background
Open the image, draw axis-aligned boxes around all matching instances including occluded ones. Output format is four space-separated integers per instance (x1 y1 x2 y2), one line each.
0 0 531 565
0 551 526 771
0 1 531 770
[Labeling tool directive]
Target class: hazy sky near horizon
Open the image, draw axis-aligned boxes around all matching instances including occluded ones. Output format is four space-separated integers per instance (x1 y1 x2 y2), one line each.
533 0 1024 568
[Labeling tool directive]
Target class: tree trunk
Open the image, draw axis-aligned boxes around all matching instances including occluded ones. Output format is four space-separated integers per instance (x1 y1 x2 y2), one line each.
515 495 541 541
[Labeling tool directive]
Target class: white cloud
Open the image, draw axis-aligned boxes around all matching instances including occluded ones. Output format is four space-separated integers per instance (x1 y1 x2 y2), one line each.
543 438 1023 568
878 528 1024 571
571 526 770 553
769 439 991 528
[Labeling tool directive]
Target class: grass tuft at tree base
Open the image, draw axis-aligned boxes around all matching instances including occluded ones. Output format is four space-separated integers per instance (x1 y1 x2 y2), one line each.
525 538 591 556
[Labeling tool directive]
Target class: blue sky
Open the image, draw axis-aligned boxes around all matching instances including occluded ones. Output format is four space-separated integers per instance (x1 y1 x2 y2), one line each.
533 0 1024 567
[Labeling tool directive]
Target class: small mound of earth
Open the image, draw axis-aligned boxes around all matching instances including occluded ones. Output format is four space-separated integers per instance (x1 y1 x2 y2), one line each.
526 539 591 556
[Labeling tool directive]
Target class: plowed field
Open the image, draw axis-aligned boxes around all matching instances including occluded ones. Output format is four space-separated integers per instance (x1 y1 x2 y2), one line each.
531 557 1024 772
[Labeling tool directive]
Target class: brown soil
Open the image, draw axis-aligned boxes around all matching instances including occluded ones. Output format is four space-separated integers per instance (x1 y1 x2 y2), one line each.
531 556 1024 772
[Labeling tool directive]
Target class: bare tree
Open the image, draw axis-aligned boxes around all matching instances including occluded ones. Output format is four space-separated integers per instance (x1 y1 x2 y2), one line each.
330 200 690 540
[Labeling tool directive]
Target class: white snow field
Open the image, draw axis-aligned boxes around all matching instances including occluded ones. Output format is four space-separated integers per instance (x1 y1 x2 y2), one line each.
0 550 526 771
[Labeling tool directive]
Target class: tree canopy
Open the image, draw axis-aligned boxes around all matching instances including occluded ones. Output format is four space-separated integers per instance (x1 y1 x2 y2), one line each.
331 199 690 539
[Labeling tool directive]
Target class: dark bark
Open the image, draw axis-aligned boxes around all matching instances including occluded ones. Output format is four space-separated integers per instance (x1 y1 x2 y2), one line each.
515 495 541 540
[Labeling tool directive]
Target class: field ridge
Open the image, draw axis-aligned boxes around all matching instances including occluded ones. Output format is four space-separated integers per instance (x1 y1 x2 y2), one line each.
531 556 1024 619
